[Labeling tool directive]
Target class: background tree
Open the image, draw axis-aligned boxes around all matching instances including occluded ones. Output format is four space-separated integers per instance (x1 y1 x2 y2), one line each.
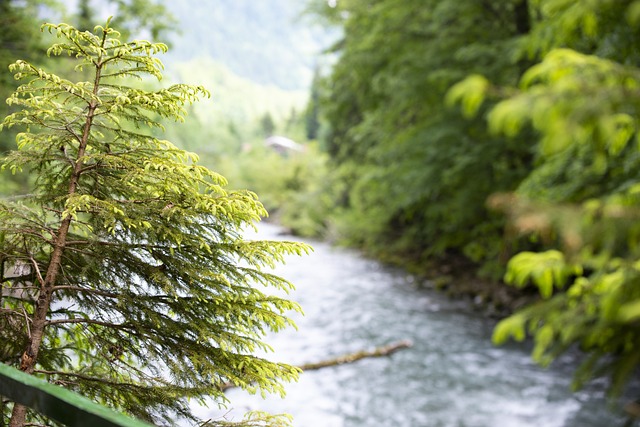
260 112 276 138
310 0 640 402
0 0 51 195
304 67 321 141
109 0 176 40
0 19 307 426
315 0 535 277
77 0 95 31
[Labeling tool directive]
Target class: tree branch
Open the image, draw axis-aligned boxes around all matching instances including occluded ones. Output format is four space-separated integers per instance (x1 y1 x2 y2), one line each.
26 254 45 288
220 340 413 392
51 285 118 298
33 369 145 389
298 340 413 371
44 318 131 329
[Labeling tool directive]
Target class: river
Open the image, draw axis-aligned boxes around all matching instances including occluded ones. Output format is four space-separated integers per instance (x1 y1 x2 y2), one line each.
192 223 631 427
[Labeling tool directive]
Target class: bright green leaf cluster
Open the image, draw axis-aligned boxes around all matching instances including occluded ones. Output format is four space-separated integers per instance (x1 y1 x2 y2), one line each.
504 250 582 298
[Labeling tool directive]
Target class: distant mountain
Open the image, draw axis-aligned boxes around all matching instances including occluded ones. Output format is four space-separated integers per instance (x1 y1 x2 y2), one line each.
171 56 308 126
161 0 333 91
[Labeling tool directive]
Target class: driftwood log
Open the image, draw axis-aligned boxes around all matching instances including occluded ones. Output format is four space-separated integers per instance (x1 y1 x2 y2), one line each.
297 339 413 371
220 340 413 392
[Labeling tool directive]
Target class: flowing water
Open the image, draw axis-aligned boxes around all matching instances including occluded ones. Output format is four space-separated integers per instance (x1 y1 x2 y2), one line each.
192 223 632 427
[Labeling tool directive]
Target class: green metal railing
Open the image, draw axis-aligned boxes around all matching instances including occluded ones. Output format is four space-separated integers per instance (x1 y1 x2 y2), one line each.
0 363 153 427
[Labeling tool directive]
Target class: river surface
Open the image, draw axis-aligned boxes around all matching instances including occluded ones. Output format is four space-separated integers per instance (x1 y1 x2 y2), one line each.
192 223 631 427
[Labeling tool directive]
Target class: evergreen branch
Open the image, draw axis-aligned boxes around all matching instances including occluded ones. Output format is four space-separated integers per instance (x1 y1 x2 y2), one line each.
111 197 163 205
0 307 22 315
100 67 156 79
0 228 54 245
44 318 132 329
25 253 45 288
0 194 36 201
65 124 84 145
33 369 150 390
78 163 99 174
1 276 39 289
51 286 118 298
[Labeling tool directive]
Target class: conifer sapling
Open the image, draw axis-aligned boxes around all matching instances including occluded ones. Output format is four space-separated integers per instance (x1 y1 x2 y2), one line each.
0 18 308 427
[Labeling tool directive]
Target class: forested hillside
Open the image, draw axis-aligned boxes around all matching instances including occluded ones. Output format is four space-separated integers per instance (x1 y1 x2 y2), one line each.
143 0 335 206
313 0 535 278
309 0 640 403
163 0 332 91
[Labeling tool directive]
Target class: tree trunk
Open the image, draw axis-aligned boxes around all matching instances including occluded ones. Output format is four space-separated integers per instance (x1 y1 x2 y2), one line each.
514 0 532 77
8 61 103 427
8 216 70 426
514 0 530 35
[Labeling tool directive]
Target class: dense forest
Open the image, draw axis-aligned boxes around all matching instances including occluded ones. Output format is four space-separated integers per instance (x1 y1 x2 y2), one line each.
2 0 640 426
305 0 640 405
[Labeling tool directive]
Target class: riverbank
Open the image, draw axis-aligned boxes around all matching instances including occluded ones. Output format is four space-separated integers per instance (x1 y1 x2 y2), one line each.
351 245 540 319
275 218 539 318
428 273 538 318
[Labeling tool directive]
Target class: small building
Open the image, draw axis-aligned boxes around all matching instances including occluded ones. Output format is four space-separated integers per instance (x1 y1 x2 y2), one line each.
264 136 305 155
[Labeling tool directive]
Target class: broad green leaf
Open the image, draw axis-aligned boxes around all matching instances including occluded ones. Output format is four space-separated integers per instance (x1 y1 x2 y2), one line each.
492 314 527 344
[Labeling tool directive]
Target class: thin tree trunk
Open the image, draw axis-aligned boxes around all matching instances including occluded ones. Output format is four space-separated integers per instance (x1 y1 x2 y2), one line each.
514 0 532 77
514 0 530 35
8 57 104 427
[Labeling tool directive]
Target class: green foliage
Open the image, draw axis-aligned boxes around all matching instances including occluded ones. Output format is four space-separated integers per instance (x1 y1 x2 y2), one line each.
260 113 276 138
492 189 640 396
503 250 582 298
315 0 534 275
446 75 490 118
489 49 640 157
106 0 176 41
494 246 640 393
0 19 309 426
0 0 47 156
208 411 292 427
459 0 640 399
525 0 640 63
219 143 333 238
304 68 322 141
0 0 176 198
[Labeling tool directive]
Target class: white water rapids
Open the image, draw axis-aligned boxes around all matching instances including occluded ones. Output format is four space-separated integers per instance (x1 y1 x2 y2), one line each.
190 223 631 427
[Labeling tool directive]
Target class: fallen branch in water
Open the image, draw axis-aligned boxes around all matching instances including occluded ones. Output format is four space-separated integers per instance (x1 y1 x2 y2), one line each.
219 340 413 392
297 339 413 371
